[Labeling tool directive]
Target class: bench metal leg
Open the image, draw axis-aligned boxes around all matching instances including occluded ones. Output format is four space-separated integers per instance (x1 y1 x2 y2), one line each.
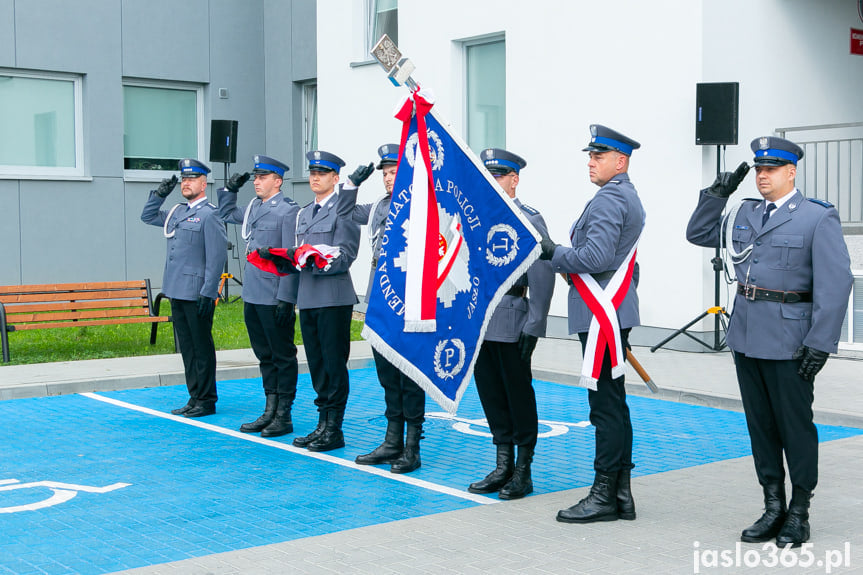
1 303 9 363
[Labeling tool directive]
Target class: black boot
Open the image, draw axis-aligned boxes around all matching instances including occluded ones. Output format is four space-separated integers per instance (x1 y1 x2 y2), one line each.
741 482 787 542
776 487 811 548
468 444 514 494
356 420 404 465
292 412 326 448
239 394 278 433
260 403 293 437
171 399 196 415
499 445 534 500
556 471 619 523
391 423 422 474
307 411 346 452
617 468 636 520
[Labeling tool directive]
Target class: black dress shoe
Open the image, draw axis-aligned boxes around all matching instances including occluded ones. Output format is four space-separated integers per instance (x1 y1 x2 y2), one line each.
170 402 195 415
184 404 215 418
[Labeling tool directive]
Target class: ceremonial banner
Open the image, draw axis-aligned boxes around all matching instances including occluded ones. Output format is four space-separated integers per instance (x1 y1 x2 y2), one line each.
362 90 542 414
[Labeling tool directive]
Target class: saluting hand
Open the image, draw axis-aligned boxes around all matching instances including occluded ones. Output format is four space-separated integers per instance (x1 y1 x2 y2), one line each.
348 162 375 186
705 162 750 198
155 175 179 198
226 172 251 193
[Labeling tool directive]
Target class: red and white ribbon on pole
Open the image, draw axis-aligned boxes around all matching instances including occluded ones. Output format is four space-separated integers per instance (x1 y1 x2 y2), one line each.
569 243 639 390
395 87 439 332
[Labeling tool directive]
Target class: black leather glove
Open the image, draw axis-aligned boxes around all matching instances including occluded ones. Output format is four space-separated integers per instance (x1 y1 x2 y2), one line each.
539 237 558 261
274 300 293 327
517 332 539 363
348 162 375 186
155 175 179 198
226 172 251 193
793 345 829 382
257 247 274 260
196 295 216 318
704 161 750 198
257 247 298 274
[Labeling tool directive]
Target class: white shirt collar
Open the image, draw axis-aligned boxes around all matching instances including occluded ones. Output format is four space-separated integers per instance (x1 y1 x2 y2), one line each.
188 196 208 208
766 188 797 211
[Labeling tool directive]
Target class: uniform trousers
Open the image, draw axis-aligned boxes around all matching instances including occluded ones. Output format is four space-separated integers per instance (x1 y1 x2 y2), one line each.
244 302 298 404
171 298 217 407
371 349 425 425
578 328 633 474
299 305 352 414
734 353 818 492
474 339 538 448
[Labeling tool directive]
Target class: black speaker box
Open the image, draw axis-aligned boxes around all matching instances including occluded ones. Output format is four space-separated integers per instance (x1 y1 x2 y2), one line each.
209 119 238 164
695 83 739 146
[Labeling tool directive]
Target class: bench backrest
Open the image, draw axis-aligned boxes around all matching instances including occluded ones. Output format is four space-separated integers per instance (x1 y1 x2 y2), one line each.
0 280 163 330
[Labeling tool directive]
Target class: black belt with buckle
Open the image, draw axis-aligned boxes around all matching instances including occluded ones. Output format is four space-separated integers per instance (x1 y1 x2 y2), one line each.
737 283 812 303
506 285 528 298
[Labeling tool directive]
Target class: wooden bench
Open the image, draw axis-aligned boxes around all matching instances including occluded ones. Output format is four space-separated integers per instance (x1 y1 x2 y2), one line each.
0 280 176 363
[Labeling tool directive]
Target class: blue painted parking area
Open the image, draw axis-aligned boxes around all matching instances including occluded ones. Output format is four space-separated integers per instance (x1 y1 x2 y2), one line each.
2 367 861 575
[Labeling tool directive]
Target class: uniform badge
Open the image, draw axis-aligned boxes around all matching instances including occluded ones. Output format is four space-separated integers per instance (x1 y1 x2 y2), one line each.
759 137 770 150
313 151 321 160
590 125 598 137
484 149 494 159
254 155 261 163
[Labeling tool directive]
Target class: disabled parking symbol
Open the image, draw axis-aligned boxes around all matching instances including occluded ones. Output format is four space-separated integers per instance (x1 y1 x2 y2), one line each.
0 478 131 514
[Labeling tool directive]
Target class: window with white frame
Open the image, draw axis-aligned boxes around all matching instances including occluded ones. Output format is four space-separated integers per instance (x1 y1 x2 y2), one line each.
302 82 318 175
123 81 203 175
367 0 398 50
465 38 505 154
0 70 84 177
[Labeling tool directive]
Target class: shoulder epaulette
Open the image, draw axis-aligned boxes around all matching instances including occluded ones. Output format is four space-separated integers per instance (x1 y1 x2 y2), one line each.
806 197 833 208
520 203 540 216
742 198 761 203
207 202 217 209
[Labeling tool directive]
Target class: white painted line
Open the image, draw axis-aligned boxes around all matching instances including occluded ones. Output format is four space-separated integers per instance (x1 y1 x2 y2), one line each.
80 392 496 506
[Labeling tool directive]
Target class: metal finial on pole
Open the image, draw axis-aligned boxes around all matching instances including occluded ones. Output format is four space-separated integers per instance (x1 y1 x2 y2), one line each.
370 34 418 91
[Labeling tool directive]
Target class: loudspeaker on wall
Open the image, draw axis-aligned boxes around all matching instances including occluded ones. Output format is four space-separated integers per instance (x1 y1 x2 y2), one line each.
695 83 739 146
209 119 238 164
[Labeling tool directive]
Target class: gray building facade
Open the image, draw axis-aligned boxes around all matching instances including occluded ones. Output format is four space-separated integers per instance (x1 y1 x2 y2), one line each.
0 0 317 290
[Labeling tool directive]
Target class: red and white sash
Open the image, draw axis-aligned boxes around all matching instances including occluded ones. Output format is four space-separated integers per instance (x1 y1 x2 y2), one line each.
569 242 639 390
395 87 440 332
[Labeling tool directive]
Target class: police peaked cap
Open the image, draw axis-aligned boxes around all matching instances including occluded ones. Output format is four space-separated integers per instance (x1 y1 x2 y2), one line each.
306 150 346 173
178 158 211 177
481 148 527 175
582 124 641 156
376 144 399 169
750 136 804 167
253 155 289 177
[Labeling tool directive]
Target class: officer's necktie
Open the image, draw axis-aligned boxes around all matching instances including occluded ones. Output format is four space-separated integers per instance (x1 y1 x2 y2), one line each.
313 203 320 218
762 203 776 226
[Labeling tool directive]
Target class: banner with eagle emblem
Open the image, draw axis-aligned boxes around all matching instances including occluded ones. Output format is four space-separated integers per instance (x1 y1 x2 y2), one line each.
361 89 542 414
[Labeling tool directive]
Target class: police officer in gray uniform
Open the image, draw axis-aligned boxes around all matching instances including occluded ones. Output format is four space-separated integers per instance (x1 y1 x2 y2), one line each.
540 125 645 523
219 155 300 437
290 151 371 452
687 136 852 548
352 144 426 474
142 159 227 418
467 148 554 500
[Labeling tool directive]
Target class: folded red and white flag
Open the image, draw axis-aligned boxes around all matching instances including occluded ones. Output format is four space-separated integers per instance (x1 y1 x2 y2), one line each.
246 244 341 276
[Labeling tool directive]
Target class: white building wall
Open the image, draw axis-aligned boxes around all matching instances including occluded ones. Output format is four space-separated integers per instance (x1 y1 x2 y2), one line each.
317 0 863 343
